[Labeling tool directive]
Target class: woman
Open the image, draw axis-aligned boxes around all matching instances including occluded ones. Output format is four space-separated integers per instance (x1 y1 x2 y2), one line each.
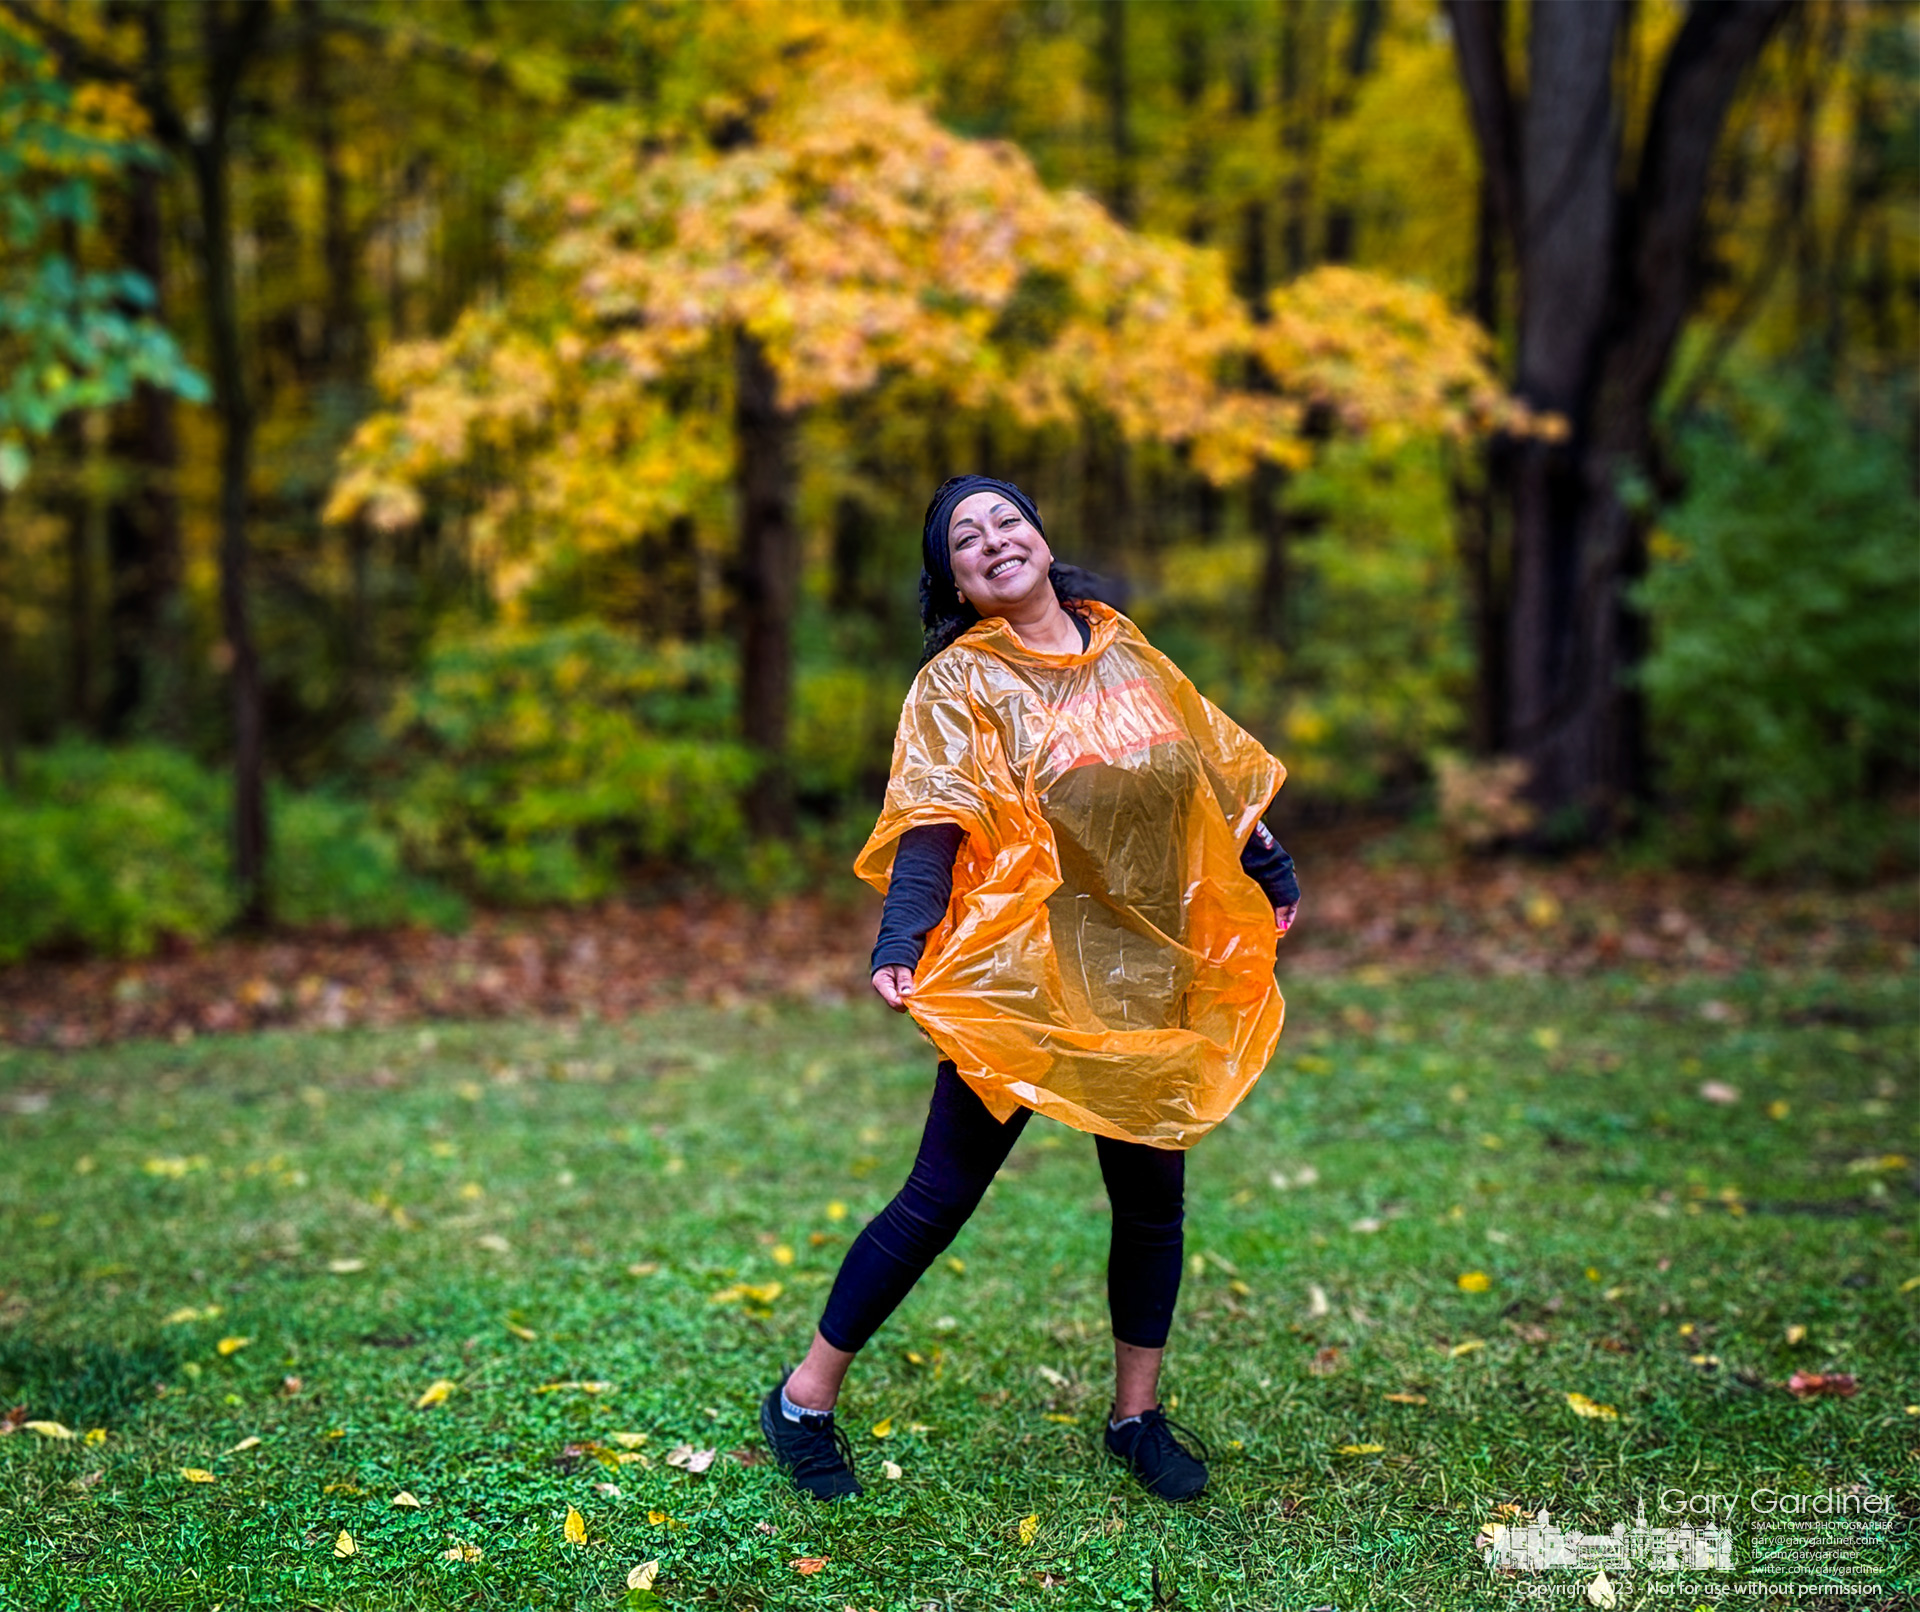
760 475 1299 1504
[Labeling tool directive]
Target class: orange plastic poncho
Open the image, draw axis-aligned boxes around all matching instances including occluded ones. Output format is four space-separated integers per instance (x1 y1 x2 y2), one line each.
855 600 1287 1150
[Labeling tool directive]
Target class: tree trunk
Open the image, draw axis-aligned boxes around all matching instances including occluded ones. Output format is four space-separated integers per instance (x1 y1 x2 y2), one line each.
193 2 270 923
1324 0 1385 263
58 410 95 732
104 151 183 739
733 334 799 839
0 493 17 790
1446 0 1790 840
1100 0 1134 225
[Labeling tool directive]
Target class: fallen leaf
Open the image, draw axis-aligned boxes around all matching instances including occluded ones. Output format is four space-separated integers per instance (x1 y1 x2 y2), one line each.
1565 1392 1619 1420
792 1556 829 1574
608 1432 649 1449
1786 1371 1858 1399
1036 1365 1069 1388
1308 1346 1343 1376
725 1445 766 1466
665 1444 716 1473
647 1510 674 1526
563 1505 586 1546
83 1428 107 1445
1448 1339 1485 1357
476 1234 510 1253
1784 1324 1807 1345
870 1417 893 1439
627 1262 659 1276
415 1379 456 1409
504 1321 537 1342
215 1336 250 1357
882 1459 903 1480
333 1531 356 1559
180 1468 215 1483
327 1259 365 1274
227 1436 261 1453
825 1201 847 1222
593 1481 620 1497
1384 1392 1428 1405
771 1244 794 1265
1018 1513 1039 1546
1307 1284 1331 1317
0 1406 26 1434
1587 1568 1617 1609
627 1561 660 1591
1336 1443 1385 1455
1457 1271 1491 1293
536 1380 612 1395
24 1421 74 1440
391 1491 421 1508
1698 1081 1740 1105
443 1541 482 1562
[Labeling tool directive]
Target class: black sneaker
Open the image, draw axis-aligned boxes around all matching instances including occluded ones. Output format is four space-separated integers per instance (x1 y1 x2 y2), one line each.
1104 1405 1211 1502
759 1370 863 1500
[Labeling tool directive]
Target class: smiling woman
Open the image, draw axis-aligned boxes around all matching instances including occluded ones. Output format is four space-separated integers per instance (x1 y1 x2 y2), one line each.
757 475 1303 1508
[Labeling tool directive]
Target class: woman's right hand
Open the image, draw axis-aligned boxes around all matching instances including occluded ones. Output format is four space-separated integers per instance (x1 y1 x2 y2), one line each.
871 965 916 1012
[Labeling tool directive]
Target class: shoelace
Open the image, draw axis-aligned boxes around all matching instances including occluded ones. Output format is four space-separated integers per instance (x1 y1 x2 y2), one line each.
788 1414 858 1482
1128 1406 1212 1467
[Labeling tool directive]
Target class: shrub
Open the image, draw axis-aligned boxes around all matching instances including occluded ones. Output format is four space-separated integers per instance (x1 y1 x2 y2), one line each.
271 789 469 931
0 743 236 961
1636 371 1920 878
376 623 759 903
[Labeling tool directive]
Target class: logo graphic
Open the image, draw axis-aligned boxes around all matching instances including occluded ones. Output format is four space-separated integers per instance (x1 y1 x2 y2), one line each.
1033 676 1185 777
1484 1500 1735 1572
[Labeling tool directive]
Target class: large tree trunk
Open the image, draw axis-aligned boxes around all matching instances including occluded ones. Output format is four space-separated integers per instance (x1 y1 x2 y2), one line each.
193 0 272 922
733 334 799 839
1446 0 1790 840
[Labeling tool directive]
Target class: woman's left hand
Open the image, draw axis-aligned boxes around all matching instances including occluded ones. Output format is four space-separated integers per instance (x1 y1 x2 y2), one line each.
1275 901 1300 937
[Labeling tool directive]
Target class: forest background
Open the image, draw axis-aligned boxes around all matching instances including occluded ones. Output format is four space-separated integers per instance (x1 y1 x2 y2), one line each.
0 0 1915 963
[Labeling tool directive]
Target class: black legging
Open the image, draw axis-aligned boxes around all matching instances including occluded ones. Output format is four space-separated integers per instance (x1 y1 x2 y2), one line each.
816 1061 1186 1353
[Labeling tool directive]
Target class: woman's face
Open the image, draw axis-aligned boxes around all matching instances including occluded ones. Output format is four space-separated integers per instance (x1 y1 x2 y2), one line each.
947 491 1054 616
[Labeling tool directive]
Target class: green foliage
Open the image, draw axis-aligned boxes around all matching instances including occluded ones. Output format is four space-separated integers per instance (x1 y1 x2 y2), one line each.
0 742 235 961
1637 371 1920 878
270 789 468 933
0 28 207 489
0 743 463 961
377 623 758 903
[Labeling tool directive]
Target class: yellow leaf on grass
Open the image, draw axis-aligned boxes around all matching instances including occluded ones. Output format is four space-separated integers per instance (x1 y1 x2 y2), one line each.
504 1322 537 1342
443 1541 482 1562
1784 1324 1807 1345
536 1380 611 1395
647 1509 673 1526
627 1560 660 1590
180 1468 215 1483
825 1201 847 1222
1900 1275 1920 1294
627 1262 659 1277
871 1417 893 1439
882 1459 903 1480
24 1421 74 1440
1448 1339 1485 1357
84 1428 108 1445
327 1259 365 1274
391 1491 421 1508
608 1432 648 1449
1457 1271 1491 1293
1018 1513 1039 1546
1586 1568 1617 1609
1565 1392 1619 1421
1337 1444 1385 1455
771 1244 794 1266
1384 1392 1428 1405
563 1505 586 1546
946 1257 965 1275
333 1531 356 1558
227 1436 261 1453
416 1379 456 1409
216 1336 250 1356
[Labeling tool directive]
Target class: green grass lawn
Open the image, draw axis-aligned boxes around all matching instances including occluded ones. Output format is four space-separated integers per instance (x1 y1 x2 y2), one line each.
1 970 1914 1611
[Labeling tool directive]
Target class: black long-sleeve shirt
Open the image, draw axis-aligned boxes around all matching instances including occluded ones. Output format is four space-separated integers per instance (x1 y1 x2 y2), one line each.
871 607 1297 972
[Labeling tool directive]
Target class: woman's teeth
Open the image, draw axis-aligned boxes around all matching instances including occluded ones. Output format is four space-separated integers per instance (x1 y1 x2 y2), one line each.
987 557 1023 578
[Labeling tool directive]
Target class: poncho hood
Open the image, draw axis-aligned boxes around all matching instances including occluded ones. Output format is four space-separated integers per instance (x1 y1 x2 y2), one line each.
856 602 1286 1149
